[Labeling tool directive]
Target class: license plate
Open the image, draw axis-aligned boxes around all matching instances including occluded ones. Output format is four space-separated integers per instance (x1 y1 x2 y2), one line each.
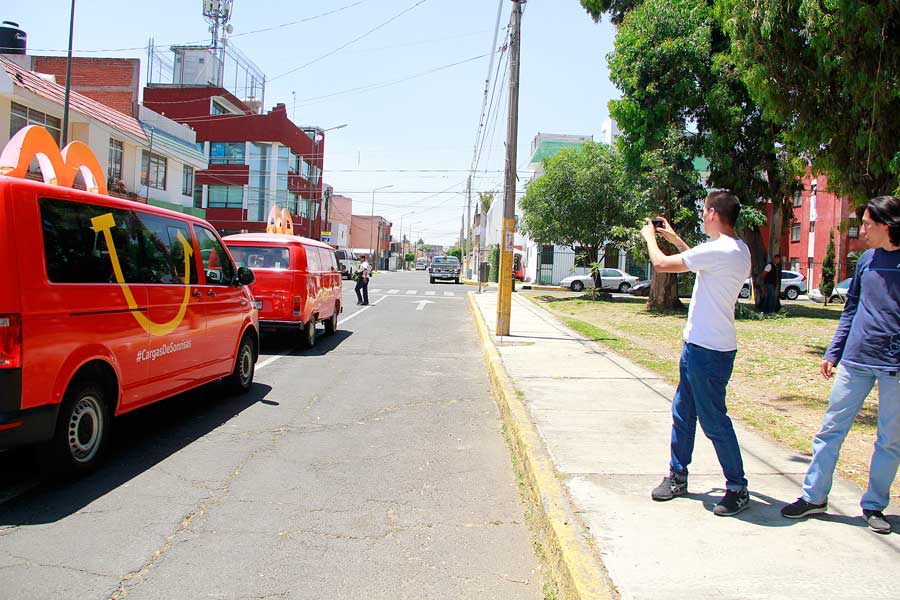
253 300 263 310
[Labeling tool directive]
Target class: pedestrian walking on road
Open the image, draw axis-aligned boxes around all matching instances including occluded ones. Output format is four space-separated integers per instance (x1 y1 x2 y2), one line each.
640 191 753 516
761 254 782 313
782 196 900 534
355 255 371 305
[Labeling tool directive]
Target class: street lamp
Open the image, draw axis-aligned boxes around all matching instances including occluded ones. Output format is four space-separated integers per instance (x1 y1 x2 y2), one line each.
306 123 348 238
370 184 394 269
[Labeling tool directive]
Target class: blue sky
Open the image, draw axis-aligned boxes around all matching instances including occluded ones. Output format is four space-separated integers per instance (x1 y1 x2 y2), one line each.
9 0 618 245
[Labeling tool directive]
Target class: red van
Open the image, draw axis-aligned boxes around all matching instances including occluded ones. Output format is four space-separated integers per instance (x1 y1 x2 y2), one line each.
0 176 259 474
223 234 342 348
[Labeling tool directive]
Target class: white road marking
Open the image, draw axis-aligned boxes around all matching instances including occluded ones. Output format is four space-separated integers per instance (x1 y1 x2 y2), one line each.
405 290 417 295
443 291 456 297
370 288 381 293
414 299 435 311
256 295 388 372
425 291 436 296
388 289 399 294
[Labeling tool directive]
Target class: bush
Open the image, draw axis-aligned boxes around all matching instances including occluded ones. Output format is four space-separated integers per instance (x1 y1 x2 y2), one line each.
489 244 500 282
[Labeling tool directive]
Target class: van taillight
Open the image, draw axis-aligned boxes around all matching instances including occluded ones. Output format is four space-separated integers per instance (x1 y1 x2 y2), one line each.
0 314 22 369
293 296 302 316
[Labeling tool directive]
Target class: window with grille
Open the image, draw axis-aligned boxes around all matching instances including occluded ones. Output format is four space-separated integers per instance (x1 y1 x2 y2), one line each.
141 151 167 190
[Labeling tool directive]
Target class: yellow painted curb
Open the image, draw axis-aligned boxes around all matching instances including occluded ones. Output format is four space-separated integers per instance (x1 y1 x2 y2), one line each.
466 292 616 600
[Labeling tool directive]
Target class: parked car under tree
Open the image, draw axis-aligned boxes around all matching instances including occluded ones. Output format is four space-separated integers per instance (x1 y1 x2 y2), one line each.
560 268 639 293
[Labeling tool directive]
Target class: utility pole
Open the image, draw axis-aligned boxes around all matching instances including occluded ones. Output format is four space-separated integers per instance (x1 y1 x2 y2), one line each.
465 175 472 278
61 0 76 146
496 0 523 336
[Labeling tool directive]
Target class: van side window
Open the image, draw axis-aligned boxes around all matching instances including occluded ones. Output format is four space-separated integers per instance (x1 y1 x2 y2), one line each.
304 246 321 272
319 248 337 271
133 213 198 285
194 225 235 285
40 198 142 283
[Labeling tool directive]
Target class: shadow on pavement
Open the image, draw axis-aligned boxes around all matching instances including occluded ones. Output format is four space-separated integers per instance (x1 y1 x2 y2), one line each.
0 381 273 525
259 329 353 357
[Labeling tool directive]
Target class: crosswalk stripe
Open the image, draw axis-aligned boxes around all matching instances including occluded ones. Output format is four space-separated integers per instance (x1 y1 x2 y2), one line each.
425 291 436 296
443 291 455 297
405 290 417 295
370 289 381 293
388 289 399 294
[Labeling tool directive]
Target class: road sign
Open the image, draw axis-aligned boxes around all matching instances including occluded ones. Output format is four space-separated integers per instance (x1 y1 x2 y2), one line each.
321 235 331 242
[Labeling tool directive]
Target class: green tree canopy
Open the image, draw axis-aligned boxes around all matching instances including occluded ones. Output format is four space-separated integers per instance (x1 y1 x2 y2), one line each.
519 141 639 265
722 0 900 200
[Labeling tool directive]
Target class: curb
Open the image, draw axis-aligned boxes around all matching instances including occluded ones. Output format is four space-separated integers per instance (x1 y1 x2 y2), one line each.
466 292 615 600
461 280 562 292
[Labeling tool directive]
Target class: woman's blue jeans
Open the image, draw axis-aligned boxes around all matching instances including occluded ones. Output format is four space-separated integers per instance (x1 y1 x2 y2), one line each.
802 364 900 511
669 343 748 491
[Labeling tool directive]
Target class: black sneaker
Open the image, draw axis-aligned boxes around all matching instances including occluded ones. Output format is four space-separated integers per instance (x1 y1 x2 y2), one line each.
781 498 827 519
651 475 688 501
713 489 750 516
863 509 892 534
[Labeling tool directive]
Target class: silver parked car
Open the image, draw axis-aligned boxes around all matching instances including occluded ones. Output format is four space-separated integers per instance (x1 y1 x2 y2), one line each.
560 269 640 293
738 269 808 301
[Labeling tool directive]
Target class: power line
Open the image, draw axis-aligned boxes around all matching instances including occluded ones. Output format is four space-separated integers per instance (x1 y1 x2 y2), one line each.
18 1 372 54
469 0 507 174
270 0 431 81
162 52 490 125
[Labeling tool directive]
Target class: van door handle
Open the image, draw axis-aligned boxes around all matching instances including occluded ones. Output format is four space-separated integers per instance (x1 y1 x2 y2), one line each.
207 290 217 297
192 290 201 297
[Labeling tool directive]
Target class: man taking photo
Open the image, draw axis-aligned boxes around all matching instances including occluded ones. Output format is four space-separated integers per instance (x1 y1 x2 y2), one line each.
641 190 752 516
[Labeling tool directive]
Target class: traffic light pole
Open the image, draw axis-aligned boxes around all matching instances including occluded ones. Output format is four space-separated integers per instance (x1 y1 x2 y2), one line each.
496 0 523 336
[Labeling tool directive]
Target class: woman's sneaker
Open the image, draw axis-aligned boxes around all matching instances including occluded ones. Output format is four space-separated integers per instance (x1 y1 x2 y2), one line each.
713 489 750 516
781 498 827 519
650 475 687 501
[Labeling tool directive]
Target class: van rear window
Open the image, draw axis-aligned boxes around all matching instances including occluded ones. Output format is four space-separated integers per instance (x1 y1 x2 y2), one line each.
39 198 198 285
229 246 291 270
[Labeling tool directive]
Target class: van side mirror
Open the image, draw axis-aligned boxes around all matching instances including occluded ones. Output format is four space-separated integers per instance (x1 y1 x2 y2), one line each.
236 266 255 286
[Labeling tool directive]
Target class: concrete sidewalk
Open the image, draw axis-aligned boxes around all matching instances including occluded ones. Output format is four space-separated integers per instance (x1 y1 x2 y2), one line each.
470 290 900 600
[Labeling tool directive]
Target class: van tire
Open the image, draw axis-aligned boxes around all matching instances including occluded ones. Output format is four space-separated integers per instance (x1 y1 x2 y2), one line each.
224 334 256 395
325 310 338 335
41 379 111 476
301 319 317 349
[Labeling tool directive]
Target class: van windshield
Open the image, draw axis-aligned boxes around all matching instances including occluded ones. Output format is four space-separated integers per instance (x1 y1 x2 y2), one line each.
228 246 291 270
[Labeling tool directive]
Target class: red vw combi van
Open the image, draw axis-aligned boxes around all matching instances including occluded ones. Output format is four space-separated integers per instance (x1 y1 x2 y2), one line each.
223 234 342 348
0 177 260 474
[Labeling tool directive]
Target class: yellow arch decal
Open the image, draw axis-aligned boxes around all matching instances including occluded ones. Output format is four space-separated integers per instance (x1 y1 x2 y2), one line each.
0 125 108 194
265 205 294 235
91 213 194 336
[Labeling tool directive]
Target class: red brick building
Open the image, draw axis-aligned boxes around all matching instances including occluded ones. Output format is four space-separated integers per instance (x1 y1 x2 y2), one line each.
143 86 326 237
760 172 868 289
350 215 392 268
29 56 140 117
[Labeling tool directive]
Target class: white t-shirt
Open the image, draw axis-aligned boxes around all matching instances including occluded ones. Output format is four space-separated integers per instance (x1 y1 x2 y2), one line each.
358 261 371 277
681 235 751 352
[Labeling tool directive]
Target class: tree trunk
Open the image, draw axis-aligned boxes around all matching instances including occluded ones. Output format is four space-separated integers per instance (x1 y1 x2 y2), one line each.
647 271 682 311
740 226 769 311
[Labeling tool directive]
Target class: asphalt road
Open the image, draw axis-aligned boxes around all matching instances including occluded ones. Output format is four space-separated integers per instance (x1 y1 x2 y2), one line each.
0 271 543 600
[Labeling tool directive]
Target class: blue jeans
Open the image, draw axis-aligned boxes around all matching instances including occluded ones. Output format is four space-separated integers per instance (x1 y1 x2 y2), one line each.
801 364 900 511
763 283 777 313
670 343 747 491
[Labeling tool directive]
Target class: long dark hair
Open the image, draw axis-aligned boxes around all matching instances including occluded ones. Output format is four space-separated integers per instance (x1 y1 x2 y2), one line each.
866 196 900 246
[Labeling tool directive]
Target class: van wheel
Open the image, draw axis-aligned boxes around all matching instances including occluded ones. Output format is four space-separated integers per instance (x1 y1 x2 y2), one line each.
301 319 317 349
224 335 256 395
325 309 338 335
42 380 111 475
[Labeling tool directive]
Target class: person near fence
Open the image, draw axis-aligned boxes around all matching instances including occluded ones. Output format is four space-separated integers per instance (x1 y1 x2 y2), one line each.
640 190 753 517
781 196 900 534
